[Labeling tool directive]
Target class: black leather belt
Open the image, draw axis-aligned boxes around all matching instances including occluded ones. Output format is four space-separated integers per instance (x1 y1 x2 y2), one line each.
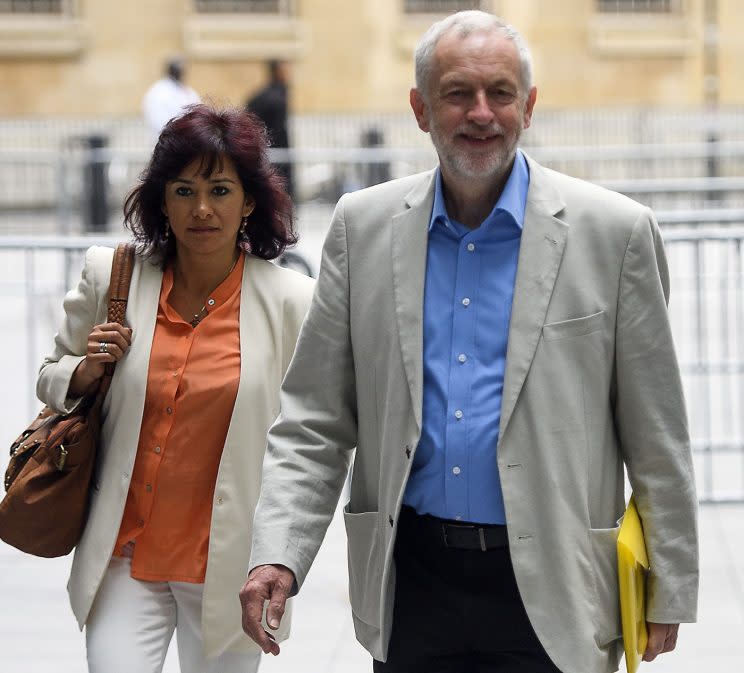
442 520 509 551
400 506 509 551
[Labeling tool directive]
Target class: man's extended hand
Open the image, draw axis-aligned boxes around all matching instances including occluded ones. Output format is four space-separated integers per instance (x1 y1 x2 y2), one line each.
239 564 295 656
643 622 679 662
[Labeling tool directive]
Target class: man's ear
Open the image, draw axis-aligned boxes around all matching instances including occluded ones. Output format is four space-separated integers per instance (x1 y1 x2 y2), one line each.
523 86 537 130
410 88 430 133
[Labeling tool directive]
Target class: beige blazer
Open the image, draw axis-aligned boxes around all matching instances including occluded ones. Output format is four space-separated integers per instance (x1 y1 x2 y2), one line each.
249 155 699 673
37 246 314 657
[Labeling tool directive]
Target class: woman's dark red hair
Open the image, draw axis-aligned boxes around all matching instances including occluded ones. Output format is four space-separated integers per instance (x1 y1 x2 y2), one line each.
124 103 296 263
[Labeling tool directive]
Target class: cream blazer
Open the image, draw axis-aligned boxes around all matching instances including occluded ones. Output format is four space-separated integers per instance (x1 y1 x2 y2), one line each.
249 155 699 673
37 246 314 657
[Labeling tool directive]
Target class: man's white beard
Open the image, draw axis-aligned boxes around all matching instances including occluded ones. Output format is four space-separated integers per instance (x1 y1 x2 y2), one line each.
429 118 522 181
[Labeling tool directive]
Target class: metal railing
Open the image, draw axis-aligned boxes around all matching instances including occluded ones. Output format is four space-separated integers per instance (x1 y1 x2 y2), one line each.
3 141 744 236
1 226 743 503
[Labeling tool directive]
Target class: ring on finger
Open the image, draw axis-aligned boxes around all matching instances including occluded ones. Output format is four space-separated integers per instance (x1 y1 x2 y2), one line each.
98 341 108 354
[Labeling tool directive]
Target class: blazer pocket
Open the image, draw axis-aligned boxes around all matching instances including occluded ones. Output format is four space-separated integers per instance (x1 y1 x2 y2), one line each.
589 527 623 647
343 505 382 627
542 310 605 342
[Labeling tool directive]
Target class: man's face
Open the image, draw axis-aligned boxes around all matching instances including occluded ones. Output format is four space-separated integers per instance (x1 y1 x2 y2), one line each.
411 29 536 182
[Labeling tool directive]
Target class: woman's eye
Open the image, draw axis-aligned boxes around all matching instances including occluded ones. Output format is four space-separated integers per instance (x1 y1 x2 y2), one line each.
175 186 192 196
213 186 230 196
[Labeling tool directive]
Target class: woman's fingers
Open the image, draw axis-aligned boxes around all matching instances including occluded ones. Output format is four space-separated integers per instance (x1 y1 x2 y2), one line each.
88 323 133 362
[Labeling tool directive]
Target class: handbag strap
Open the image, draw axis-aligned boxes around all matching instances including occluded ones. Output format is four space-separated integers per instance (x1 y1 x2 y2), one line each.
107 243 136 324
98 242 136 395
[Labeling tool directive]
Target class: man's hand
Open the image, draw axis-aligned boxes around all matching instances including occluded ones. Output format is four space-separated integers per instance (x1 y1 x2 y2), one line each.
643 622 679 662
239 564 295 656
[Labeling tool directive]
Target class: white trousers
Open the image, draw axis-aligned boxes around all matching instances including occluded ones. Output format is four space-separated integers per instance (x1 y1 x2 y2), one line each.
86 556 261 673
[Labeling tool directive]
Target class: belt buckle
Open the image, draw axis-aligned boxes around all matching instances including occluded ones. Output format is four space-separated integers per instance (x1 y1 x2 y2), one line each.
441 522 488 551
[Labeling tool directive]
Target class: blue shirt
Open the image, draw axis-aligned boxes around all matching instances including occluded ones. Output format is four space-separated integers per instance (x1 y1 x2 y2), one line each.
402 151 529 525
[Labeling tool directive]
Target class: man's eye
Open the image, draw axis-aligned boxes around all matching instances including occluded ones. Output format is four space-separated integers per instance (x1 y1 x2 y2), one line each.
492 90 516 102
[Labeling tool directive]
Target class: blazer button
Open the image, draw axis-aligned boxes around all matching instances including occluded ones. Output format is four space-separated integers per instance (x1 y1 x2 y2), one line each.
404 445 411 459
388 515 394 527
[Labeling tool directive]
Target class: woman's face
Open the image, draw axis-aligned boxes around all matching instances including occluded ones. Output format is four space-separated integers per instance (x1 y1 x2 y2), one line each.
163 154 254 262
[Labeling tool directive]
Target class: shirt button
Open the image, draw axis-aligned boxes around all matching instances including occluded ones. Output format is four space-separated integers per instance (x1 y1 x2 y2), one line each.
207 298 216 306
452 466 461 475
145 484 152 493
454 409 463 419
166 407 173 414
462 297 470 306
154 446 161 454
457 353 467 363
467 243 475 252
455 515 462 521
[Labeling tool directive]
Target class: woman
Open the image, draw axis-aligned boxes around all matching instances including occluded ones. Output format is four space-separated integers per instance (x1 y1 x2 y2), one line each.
36 104 314 673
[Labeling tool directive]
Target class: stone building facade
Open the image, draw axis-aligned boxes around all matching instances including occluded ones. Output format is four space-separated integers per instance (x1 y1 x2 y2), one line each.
0 0 737 116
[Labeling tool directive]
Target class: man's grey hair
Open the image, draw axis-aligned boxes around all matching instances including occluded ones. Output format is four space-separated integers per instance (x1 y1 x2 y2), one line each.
414 10 533 99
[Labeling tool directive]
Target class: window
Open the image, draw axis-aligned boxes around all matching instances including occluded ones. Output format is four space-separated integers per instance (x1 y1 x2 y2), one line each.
194 0 291 13
0 0 84 57
596 0 679 12
0 0 64 12
404 1 484 13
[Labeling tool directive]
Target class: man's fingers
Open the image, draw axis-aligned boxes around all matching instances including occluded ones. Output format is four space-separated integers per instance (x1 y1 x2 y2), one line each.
643 623 678 661
662 623 679 653
266 578 291 630
240 585 279 655
239 565 295 656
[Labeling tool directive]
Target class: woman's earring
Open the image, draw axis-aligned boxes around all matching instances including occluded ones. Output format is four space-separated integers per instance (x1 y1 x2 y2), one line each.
239 216 249 236
162 219 170 241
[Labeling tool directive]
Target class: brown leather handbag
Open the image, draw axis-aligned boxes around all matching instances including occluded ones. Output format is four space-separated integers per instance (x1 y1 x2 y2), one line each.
0 243 135 557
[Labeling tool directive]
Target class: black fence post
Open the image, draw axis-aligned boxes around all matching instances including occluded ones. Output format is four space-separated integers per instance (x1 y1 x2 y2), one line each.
83 134 109 232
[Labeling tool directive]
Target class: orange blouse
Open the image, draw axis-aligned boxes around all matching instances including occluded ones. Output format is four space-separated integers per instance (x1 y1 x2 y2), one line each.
114 253 244 583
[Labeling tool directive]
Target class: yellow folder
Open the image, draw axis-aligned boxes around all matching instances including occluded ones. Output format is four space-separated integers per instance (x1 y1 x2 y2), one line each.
617 496 649 673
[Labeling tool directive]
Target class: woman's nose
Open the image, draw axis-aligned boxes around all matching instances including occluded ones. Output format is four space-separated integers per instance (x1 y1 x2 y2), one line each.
193 197 212 218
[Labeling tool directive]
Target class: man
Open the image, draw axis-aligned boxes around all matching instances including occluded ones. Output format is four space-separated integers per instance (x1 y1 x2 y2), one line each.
142 56 200 139
240 11 698 673
245 60 294 199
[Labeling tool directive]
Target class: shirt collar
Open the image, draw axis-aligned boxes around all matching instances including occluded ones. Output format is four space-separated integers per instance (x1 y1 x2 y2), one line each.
429 149 530 233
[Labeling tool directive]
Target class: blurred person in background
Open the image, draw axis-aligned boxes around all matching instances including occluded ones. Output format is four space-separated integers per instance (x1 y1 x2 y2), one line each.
36 104 313 673
143 57 201 139
240 10 698 673
245 60 293 200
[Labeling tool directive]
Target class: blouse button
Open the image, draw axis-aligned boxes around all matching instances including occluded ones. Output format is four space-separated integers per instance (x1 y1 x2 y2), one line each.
207 298 216 306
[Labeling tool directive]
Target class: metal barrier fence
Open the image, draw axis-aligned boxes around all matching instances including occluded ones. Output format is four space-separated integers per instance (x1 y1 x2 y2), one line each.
3 141 744 237
0 227 742 503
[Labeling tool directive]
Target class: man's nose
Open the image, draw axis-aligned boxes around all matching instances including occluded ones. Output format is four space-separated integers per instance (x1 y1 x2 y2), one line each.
467 91 494 125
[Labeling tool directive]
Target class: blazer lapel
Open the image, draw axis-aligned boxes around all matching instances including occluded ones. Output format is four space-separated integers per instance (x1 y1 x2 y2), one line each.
391 172 436 432
498 157 568 442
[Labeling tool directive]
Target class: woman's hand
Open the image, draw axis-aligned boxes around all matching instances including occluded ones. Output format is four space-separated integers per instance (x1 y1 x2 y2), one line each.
69 323 133 397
